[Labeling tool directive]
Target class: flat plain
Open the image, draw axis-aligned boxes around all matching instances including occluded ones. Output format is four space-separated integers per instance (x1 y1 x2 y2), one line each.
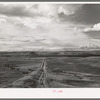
0 51 100 88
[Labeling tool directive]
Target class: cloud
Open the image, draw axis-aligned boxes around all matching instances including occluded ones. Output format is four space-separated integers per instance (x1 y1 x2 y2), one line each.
58 4 82 15
0 16 91 51
0 3 82 19
0 17 6 23
79 39 100 49
0 4 59 18
0 4 32 17
84 23 100 32
80 43 100 49
0 3 100 51
83 23 100 39
19 17 53 29
1 3 100 25
59 4 100 24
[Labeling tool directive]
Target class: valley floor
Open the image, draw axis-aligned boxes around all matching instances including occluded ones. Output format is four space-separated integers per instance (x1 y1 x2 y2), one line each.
0 55 100 88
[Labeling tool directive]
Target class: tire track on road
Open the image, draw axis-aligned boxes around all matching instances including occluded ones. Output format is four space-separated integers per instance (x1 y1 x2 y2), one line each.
39 58 47 88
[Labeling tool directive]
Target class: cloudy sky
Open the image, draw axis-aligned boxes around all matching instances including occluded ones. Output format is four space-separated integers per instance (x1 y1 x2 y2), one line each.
0 3 100 51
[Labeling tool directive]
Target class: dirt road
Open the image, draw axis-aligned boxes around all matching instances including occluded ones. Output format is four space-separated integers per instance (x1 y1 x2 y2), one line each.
2 57 48 88
39 58 47 88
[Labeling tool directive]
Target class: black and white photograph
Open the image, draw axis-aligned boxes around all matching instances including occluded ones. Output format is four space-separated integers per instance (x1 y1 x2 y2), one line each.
0 2 100 88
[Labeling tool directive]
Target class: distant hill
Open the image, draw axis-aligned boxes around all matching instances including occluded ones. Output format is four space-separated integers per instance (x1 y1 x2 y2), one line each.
0 50 100 57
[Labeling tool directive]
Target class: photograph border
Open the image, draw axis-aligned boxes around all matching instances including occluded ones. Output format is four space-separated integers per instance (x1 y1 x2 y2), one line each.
0 0 100 99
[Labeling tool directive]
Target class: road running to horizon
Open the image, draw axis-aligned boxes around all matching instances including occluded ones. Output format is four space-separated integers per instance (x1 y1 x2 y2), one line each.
38 58 48 88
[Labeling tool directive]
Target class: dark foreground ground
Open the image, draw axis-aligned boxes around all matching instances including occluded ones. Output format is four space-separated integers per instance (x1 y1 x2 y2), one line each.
0 51 100 88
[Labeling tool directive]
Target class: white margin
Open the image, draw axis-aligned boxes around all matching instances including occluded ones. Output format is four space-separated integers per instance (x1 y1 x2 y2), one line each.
0 2 100 98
